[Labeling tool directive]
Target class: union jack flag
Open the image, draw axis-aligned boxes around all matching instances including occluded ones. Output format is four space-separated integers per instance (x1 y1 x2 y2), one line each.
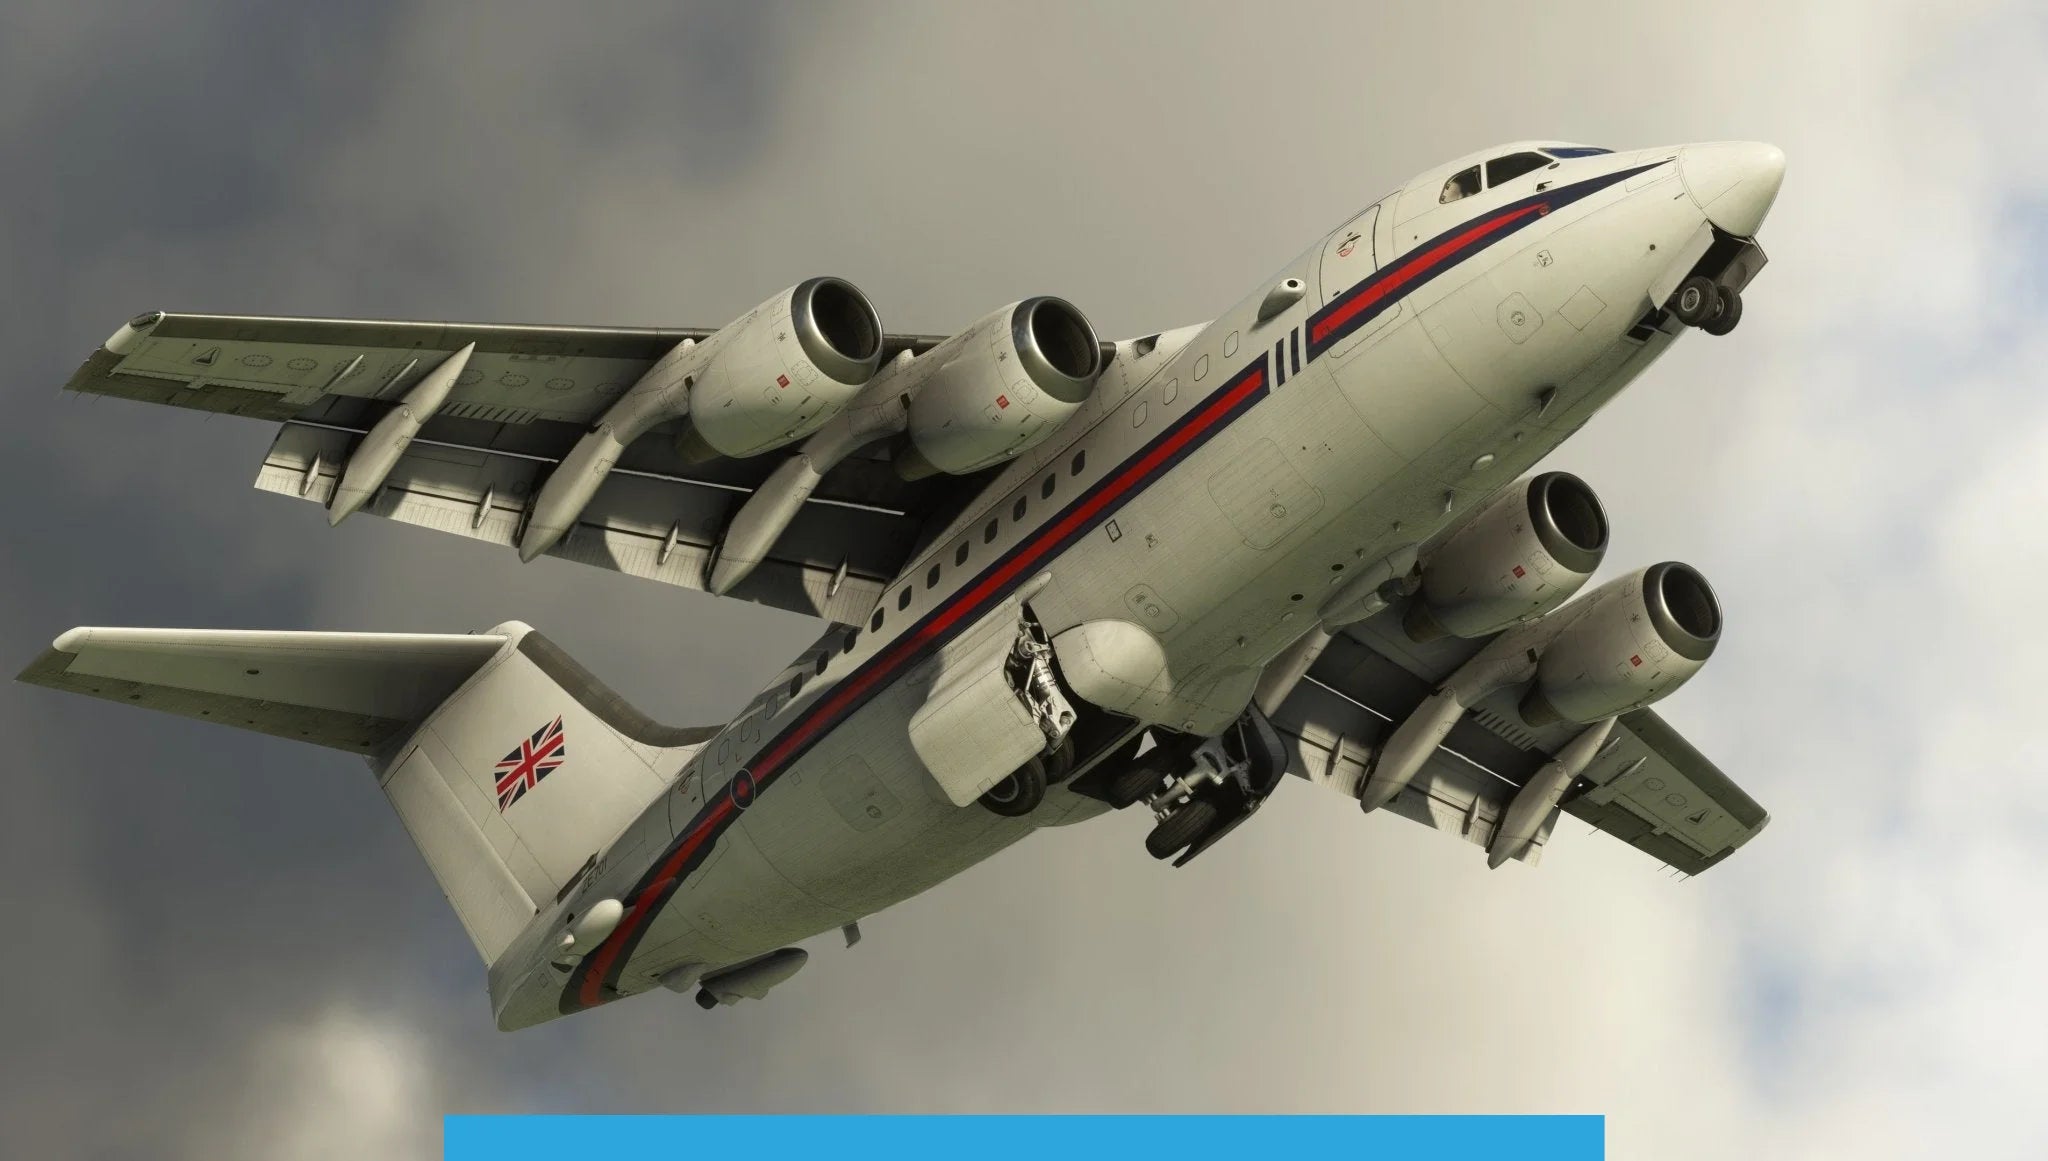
495 716 567 811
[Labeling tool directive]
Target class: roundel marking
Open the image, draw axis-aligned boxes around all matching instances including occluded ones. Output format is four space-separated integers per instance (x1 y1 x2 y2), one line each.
730 768 757 810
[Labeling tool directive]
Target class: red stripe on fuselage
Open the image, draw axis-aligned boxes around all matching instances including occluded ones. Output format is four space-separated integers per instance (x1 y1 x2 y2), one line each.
1309 202 1544 346
568 362 1270 1009
575 797 734 1007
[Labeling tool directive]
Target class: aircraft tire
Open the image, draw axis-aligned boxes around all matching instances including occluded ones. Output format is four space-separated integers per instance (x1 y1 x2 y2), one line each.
1146 799 1222 860
979 757 1048 817
695 989 718 1010
1043 735 1078 785
1702 287 1743 336
1103 759 1165 808
1669 276 1720 327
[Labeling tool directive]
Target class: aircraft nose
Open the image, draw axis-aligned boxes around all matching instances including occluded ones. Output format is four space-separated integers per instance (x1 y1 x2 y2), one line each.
1678 141 1786 237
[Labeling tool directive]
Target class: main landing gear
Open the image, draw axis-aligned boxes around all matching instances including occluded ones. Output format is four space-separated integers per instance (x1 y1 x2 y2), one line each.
1097 707 1290 867
977 614 1078 817
1668 275 1743 336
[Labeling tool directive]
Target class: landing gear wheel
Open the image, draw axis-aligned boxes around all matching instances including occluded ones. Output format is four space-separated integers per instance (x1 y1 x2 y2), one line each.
1104 758 1165 809
978 756 1047 817
1669 276 1720 327
1042 735 1078 785
1146 799 1222 860
1701 286 1743 335
694 989 718 1010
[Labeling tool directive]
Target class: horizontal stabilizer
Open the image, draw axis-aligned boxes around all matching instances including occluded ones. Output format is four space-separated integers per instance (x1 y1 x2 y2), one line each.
18 627 507 755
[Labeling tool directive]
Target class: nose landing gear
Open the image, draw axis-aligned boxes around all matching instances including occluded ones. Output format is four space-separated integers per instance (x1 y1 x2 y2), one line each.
1669 275 1743 335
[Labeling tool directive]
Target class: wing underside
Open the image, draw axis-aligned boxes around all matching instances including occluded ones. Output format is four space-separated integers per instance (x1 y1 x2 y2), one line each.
61 311 987 621
1270 614 1769 874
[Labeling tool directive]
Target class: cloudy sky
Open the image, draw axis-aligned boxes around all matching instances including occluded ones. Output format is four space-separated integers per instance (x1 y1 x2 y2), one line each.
3 1 2041 1157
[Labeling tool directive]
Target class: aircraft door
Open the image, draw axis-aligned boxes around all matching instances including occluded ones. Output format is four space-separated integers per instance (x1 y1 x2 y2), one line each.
666 744 713 833
1317 202 1381 304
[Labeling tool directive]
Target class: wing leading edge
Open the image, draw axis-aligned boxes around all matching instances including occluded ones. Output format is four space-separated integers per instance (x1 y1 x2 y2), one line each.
59 311 994 622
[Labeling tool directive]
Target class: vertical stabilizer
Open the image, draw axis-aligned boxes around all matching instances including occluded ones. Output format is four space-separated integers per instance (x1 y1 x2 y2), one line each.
20 622 718 965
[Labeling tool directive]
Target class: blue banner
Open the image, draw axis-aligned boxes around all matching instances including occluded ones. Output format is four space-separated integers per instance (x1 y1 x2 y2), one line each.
445 1115 1603 1159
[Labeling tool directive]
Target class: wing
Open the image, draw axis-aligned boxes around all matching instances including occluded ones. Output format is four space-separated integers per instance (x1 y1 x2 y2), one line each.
62 311 976 623
1269 609 1768 874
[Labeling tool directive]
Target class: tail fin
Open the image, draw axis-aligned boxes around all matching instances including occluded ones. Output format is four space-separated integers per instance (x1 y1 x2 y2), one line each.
21 622 715 964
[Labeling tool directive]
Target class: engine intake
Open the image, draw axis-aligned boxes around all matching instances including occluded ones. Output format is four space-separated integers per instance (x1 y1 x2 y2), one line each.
897 297 1104 479
1405 472 1610 641
1520 561 1722 726
683 276 886 460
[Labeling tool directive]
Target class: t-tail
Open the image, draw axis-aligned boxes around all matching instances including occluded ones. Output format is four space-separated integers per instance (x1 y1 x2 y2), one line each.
18 622 712 992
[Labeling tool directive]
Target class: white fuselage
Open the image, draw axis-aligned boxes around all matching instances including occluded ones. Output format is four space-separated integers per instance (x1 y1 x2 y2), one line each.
500 143 1753 1027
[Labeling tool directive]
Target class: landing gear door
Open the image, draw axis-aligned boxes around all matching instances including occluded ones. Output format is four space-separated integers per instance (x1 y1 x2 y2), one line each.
907 611 1043 808
1316 202 1381 305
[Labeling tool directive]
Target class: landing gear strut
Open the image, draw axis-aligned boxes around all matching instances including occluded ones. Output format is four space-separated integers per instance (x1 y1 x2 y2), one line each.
1135 706 1290 867
976 613 1077 818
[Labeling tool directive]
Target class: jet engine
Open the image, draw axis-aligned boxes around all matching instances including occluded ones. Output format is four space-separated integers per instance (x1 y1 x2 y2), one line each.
895 297 1103 479
1519 562 1721 725
1404 472 1610 642
680 277 885 460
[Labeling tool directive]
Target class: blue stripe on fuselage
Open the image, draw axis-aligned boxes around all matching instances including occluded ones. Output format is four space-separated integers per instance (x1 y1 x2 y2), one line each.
559 159 1665 1011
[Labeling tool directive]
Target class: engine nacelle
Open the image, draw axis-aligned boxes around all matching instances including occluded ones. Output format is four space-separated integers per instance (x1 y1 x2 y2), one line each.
1405 472 1610 642
683 277 884 459
1520 562 1722 725
896 297 1103 479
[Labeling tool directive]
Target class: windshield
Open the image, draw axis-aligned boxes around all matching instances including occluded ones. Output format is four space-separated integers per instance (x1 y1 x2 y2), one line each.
1541 146 1613 159
1485 152 1551 187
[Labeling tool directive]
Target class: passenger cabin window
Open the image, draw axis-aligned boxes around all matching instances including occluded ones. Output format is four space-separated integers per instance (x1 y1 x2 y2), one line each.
1485 152 1550 187
1071 450 1086 475
1012 496 1027 522
954 541 969 567
926 563 941 589
896 587 912 611
1439 166 1481 204
1040 475 1056 500
869 608 883 631
983 518 998 544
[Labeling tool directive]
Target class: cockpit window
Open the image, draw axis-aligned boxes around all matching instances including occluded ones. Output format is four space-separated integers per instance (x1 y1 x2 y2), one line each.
1485 152 1551 187
1439 166 1481 204
1542 146 1613 159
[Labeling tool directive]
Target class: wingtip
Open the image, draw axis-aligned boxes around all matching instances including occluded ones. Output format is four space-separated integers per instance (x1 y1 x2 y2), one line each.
103 311 165 356
51 627 91 654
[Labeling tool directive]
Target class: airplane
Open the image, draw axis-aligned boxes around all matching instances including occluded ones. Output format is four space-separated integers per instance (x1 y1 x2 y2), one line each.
20 139 1781 1029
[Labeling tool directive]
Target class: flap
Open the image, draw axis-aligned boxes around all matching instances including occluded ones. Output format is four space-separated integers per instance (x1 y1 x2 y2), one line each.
256 423 910 624
1268 606 1768 874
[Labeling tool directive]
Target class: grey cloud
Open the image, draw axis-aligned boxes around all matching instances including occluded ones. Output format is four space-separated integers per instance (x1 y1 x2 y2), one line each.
3 2 2041 1159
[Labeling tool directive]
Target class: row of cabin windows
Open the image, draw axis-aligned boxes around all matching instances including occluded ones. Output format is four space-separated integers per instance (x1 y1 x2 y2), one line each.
783 626 860 703
865 448 1091 635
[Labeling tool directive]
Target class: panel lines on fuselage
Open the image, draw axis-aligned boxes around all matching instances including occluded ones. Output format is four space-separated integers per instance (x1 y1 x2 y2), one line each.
561 159 1664 1013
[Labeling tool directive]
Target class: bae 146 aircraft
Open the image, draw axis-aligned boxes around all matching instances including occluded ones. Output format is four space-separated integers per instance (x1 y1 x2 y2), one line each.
22 140 1781 1028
